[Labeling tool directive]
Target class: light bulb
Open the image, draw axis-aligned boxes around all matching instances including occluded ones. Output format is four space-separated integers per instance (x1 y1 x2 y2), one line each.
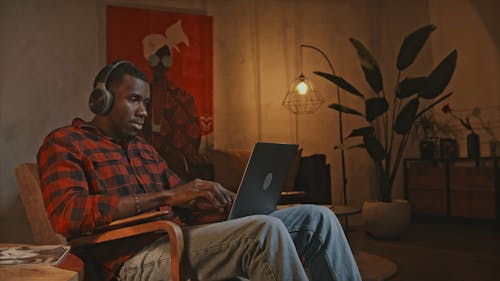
296 81 309 95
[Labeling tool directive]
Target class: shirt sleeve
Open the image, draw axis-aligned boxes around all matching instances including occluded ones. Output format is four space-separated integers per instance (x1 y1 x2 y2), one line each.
164 163 184 189
37 135 119 237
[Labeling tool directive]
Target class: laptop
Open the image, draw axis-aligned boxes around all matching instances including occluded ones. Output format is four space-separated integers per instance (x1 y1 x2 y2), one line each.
227 142 299 220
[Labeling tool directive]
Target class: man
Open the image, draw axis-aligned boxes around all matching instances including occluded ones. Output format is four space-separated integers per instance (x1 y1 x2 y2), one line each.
37 61 361 281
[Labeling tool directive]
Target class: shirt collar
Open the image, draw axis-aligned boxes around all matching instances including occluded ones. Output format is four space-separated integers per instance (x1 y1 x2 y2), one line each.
72 117 104 135
71 118 131 146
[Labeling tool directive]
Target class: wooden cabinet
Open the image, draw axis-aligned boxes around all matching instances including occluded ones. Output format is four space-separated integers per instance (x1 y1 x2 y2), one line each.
404 158 499 221
404 161 447 216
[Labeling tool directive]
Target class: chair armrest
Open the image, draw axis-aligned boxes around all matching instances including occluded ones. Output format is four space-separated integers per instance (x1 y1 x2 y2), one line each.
95 210 171 231
187 211 228 226
68 211 184 281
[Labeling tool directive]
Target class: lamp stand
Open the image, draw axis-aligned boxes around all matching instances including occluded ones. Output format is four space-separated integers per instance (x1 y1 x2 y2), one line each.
301 44 348 206
295 114 300 145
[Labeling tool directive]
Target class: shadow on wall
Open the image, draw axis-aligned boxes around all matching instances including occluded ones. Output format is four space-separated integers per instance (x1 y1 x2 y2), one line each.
1 195 33 243
472 1 500 48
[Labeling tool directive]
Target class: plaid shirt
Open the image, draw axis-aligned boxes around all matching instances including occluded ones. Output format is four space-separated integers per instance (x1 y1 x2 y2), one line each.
37 118 184 279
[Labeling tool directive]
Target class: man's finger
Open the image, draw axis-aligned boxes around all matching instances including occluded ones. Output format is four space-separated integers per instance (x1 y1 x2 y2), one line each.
212 183 231 205
195 190 223 209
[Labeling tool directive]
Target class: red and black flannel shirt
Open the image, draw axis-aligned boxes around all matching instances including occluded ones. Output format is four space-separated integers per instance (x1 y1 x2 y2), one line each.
37 118 184 280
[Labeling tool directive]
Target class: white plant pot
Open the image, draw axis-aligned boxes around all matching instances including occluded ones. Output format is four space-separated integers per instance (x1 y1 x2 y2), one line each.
362 199 411 239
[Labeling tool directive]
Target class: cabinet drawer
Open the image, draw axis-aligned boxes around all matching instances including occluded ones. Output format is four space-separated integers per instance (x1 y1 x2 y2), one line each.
407 189 447 216
406 166 446 190
450 190 496 220
450 167 495 191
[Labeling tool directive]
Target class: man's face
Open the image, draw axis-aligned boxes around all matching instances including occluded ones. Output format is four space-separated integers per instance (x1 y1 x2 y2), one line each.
105 74 150 140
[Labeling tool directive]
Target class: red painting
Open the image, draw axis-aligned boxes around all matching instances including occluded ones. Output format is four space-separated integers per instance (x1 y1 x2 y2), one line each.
107 5 213 156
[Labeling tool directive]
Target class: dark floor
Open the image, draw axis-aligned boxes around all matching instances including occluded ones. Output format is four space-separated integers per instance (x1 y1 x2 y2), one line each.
347 218 500 281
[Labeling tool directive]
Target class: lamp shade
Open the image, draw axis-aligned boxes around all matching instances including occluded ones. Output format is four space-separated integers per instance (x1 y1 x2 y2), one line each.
282 74 324 114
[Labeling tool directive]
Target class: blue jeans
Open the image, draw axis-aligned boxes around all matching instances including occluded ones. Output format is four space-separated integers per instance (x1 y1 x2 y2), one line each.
117 205 361 281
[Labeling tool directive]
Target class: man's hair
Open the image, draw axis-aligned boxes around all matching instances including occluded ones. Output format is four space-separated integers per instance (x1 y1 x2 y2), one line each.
92 61 148 90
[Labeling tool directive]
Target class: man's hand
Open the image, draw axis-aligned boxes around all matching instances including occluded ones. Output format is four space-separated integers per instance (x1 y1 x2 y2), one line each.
165 179 235 213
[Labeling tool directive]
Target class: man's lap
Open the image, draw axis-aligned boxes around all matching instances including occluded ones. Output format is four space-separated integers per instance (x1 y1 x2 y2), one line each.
119 205 332 280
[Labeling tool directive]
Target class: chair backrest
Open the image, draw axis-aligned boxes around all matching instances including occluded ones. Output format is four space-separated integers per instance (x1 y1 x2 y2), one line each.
15 163 66 245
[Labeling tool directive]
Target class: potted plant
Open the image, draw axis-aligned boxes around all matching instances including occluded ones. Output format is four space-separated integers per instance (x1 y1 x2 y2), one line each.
315 24 457 238
414 110 464 160
414 113 439 160
441 104 479 159
472 106 499 157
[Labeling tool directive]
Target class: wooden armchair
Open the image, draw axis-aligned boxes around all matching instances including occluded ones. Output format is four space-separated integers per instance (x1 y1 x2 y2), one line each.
15 163 184 281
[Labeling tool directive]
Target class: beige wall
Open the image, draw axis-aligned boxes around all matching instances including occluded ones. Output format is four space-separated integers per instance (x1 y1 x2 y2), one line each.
0 0 101 242
428 0 500 155
1 0 498 243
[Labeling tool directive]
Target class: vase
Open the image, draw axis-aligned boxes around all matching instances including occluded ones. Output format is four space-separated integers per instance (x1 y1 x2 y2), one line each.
419 140 435 160
361 199 411 239
467 132 480 159
489 140 500 157
439 138 459 160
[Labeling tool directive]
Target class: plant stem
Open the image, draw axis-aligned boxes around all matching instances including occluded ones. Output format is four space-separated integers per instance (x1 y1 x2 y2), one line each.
384 71 402 201
391 133 410 186
375 160 386 201
382 88 389 151
390 72 401 151
388 94 453 189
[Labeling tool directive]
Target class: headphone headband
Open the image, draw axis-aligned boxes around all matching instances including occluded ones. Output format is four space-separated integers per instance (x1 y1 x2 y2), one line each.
97 60 129 87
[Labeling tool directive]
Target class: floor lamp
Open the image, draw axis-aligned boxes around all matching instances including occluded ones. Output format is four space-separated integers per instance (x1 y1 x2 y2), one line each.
282 44 348 206
282 71 324 144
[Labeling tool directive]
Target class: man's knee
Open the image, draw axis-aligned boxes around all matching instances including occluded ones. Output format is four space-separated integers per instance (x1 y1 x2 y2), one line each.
295 204 339 223
244 215 290 240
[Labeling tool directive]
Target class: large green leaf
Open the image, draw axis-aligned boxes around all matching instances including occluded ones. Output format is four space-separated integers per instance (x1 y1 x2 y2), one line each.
347 126 375 138
365 97 389 121
396 77 427 98
397 25 436 70
395 98 419 134
350 38 384 94
419 49 457 99
328 103 364 116
363 135 386 161
314 71 364 98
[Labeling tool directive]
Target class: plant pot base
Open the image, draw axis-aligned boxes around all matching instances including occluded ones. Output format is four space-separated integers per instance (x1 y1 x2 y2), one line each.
362 200 411 239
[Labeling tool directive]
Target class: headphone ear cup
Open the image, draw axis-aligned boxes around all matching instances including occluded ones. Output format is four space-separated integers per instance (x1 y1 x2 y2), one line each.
90 60 128 115
89 88 114 115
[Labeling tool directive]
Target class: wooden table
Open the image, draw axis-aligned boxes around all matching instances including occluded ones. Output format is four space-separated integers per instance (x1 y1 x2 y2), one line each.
0 244 83 281
327 204 362 232
328 204 362 216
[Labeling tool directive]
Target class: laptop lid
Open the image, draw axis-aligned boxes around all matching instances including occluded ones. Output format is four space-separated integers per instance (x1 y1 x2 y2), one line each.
227 142 299 220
